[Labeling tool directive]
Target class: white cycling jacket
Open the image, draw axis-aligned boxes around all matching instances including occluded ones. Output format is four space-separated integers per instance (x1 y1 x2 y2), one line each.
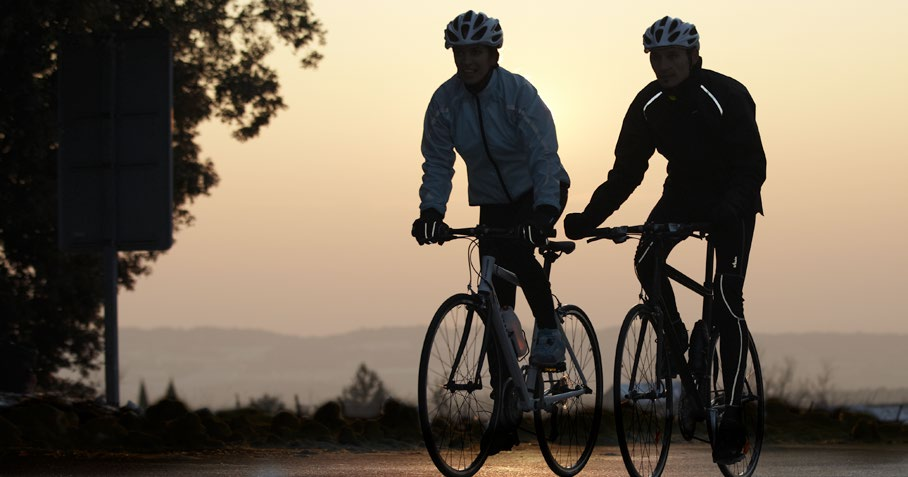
419 66 570 216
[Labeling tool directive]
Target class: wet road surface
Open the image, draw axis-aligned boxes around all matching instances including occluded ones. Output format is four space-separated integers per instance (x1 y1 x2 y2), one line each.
2 443 907 476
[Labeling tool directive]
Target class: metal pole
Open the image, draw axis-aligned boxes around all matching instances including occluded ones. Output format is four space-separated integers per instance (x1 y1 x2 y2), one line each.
103 245 119 406
103 35 119 407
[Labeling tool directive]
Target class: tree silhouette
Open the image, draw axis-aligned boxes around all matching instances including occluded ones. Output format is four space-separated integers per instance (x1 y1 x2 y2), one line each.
341 363 389 417
294 394 306 418
0 0 326 388
248 393 286 415
137 379 149 409
164 378 179 401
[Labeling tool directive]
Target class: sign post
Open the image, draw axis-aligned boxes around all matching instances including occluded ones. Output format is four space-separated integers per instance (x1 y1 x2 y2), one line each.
58 29 173 406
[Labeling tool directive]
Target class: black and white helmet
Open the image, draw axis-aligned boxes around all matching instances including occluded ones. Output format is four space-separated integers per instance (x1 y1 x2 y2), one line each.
444 10 503 49
643 16 699 53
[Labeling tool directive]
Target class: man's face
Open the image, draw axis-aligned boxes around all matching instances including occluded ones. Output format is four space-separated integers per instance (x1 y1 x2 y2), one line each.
649 47 692 89
453 45 496 85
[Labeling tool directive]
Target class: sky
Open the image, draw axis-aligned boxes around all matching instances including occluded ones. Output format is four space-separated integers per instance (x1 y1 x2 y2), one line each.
118 1 908 340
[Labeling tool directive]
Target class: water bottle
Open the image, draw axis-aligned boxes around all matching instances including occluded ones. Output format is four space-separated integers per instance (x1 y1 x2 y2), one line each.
501 306 529 358
689 319 709 377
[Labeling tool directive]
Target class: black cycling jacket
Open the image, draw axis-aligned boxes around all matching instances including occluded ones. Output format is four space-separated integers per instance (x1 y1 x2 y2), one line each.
581 60 766 225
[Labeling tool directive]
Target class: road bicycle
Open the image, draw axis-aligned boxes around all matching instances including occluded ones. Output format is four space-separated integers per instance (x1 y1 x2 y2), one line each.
417 225 603 477
589 223 765 477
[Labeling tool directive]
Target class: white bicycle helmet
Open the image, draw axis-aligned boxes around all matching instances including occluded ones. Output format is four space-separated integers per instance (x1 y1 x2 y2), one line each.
643 16 699 52
444 10 503 49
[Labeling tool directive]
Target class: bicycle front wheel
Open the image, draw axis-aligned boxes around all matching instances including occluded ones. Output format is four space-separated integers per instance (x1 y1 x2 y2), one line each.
418 293 500 477
614 304 673 477
534 304 603 477
709 331 765 477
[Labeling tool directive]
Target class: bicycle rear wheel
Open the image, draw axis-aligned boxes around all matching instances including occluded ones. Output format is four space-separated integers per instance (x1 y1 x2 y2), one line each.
534 304 603 477
614 304 673 477
418 293 500 477
708 331 765 477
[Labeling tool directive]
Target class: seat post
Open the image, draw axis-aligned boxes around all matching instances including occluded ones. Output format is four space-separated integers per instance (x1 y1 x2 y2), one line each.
703 238 716 327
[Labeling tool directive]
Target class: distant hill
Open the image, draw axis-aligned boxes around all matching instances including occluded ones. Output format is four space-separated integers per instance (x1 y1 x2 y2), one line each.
115 326 908 410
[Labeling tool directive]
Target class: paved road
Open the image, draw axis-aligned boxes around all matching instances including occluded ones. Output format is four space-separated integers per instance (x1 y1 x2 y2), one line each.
2 443 907 476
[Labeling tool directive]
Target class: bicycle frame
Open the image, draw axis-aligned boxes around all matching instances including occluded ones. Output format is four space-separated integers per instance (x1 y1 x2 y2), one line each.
618 225 716 419
661 238 713 415
473 254 591 414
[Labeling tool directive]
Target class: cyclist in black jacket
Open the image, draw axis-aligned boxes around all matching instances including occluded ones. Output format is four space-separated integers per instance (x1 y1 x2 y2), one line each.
563 15 766 465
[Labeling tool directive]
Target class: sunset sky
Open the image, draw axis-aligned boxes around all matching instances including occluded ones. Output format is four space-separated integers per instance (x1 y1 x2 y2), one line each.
119 1 908 340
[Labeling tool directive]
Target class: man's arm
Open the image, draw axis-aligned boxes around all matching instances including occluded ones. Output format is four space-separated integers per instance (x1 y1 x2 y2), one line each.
581 96 655 226
418 95 457 216
514 81 565 212
719 84 766 217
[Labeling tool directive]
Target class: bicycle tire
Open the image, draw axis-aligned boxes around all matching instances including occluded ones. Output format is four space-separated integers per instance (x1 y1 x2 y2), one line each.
418 293 501 477
708 331 765 477
534 304 603 477
614 304 673 477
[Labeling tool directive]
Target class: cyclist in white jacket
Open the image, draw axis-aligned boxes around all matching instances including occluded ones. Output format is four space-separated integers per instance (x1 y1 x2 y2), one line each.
412 10 571 370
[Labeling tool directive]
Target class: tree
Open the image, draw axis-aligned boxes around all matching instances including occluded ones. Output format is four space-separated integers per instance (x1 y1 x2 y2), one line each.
137 379 149 409
248 393 285 415
163 378 179 401
0 1 326 389
340 363 389 418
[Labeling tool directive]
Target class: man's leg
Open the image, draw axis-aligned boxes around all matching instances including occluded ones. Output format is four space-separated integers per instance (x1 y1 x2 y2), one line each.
712 214 756 406
478 194 557 328
634 198 689 355
711 213 756 464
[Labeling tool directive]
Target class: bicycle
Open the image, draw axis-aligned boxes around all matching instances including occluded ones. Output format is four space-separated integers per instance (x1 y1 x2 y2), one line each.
588 223 765 477
417 225 603 477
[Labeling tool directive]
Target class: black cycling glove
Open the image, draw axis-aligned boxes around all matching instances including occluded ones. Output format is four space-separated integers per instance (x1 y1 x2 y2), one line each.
519 205 559 247
411 209 449 245
563 212 596 240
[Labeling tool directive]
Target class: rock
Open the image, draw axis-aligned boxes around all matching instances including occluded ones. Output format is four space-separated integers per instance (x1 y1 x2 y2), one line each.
145 399 189 423
125 430 164 451
378 398 420 441
299 417 334 442
3 400 75 447
360 419 385 442
164 412 210 448
271 411 300 436
313 401 345 430
851 418 881 442
0 415 23 448
79 415 128 448
196 409 232 441
117 409 144 432
337 425 360 445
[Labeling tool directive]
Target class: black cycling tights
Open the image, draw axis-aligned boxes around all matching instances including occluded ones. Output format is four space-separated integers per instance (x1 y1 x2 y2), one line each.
478 187 568 330
634 197 756 406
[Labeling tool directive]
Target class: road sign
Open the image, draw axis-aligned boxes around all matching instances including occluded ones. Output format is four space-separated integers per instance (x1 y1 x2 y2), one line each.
58 29 173 251
57 29 173 406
